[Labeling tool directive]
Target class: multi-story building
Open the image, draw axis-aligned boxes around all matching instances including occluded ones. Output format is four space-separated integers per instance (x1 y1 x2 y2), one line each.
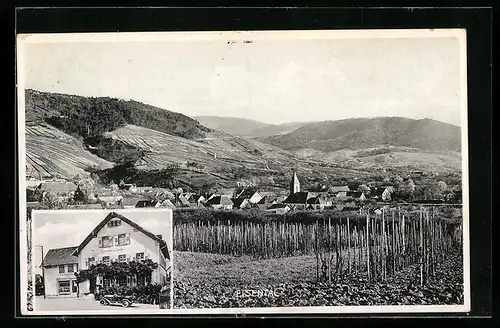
42 211 171 297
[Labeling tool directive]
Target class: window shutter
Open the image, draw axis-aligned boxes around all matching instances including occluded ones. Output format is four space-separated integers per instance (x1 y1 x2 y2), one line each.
145 253 149 260
127 255 131 262
114 235 118 246
98 238 102 248
126 233 130 245
85 259 88 268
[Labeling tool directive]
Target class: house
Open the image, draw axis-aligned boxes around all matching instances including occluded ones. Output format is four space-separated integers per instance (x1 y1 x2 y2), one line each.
97 195 124 208
188 194 206 205
346 191 367 201
265 203 291 214
235 190 262 204
306 195 327 210
205 195 234 210
254 195 278 210
135 200 161 208
217 188 236 198
232 198 251 209
41 212 170 297
159 199 176 209
118 183 137 193
176 195 192 208
283 191 319 210
335 191 348 198
328 185 350 193
373 187 393 201
122 198 147 209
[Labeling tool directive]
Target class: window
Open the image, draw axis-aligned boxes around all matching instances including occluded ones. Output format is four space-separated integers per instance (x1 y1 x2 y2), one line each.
88 257 95 267
59 265 65 273
100 236 113 248
102 256 110 265
107 220 121 228
136 252 144 262
67 264 74 273
118 254 126 263
118 233 130 246
59 280 70 294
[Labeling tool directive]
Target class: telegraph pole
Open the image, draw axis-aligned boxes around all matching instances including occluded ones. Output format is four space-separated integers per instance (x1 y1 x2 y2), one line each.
36 245 46 299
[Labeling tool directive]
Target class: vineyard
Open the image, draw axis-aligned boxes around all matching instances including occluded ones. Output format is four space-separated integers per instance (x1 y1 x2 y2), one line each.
25 124 113 179
174 206 462 284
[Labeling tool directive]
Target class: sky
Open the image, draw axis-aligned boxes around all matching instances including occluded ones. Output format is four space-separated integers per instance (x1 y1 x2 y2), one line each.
21 32 464 126
32 209 172 275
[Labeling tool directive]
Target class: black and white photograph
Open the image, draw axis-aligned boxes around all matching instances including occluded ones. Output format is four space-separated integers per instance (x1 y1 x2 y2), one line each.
17 29 469 314
30 209 173 314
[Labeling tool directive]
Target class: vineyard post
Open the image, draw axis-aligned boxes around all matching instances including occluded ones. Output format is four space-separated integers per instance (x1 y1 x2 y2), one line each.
366 212 371 282
347 217 351 275
419 208 423 286
315 222 319 282
402 213 405 268
382 208 386 281
354 225 358 275
392 209 396 275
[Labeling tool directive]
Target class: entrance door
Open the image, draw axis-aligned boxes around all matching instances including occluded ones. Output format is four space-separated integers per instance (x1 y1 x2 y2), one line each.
58 280 70 295
72 280 78 294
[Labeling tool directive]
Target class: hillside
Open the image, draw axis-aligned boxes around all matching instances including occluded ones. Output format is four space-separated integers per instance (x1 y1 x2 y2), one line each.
26 89 210 140
24 90 373 186
261 117 461 153
95 124 372 189
194 116 310 138
25 123 113 179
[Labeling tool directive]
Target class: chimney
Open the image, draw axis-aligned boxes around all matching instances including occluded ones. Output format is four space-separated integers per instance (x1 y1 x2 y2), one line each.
156 234 162 240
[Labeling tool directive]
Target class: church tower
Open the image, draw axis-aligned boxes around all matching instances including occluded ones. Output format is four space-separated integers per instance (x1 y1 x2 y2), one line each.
290 171 301 195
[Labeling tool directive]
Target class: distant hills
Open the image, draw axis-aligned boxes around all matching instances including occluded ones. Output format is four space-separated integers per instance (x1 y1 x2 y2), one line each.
194 116 311 138
260 117 461 153
24 90 371 187
23 89 462 187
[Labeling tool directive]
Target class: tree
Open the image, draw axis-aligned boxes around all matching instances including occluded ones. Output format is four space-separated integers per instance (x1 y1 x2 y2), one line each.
437 180 448 192
73 186 88 204
41 191 67 209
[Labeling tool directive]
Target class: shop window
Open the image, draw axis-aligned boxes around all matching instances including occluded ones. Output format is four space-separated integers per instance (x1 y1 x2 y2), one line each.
58 280 70 294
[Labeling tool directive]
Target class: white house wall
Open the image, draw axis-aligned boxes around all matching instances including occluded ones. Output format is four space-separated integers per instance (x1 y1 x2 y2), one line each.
78 220 168 284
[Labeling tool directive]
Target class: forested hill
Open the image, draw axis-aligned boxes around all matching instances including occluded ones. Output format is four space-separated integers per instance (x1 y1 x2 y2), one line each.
25 89 210 140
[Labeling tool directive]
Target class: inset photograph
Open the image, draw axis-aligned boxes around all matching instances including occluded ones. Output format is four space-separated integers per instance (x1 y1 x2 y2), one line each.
31 209 173 313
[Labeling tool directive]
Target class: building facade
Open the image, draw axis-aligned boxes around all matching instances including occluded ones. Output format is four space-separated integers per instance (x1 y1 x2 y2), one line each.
42 212 170 297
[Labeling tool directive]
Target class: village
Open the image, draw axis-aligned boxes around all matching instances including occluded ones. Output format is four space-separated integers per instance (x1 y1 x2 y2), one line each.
26 169 462 215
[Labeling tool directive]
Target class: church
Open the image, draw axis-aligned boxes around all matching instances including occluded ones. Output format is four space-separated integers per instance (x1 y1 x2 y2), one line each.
283 171 325 210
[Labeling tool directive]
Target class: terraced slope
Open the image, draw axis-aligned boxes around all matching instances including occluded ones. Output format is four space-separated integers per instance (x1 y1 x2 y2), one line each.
103 125 371 187
25 123 114 179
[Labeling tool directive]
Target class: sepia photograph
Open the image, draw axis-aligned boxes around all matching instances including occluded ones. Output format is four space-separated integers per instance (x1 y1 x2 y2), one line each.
17 29 469 314
30 209 173 314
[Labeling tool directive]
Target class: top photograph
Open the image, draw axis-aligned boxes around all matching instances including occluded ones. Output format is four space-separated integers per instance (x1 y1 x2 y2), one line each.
17 29 469 315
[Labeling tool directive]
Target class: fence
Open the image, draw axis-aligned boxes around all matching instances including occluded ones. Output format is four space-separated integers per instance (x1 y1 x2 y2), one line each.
173 206 463 284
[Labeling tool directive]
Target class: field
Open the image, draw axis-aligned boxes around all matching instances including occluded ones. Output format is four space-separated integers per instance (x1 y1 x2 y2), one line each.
25 123 113 179
172 206 464 308
173 250 464 308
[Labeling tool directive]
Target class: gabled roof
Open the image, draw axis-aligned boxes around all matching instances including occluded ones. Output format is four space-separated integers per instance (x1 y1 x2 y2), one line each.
283 192 318 204
135 200 157 207
73 212 170 260
347 191 364 198
328 185 350 193
232 198 249 208
206 195 234 206
160 199 176 208
122 197 147 207
267 203 290 210
236 189 258 199
43 246 79 267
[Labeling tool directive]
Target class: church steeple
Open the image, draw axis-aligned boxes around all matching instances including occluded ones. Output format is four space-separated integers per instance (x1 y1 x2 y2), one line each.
290 171 300 195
